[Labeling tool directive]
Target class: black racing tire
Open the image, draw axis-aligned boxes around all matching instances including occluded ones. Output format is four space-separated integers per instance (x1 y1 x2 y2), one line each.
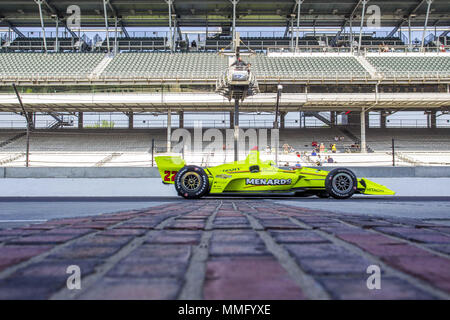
174 166 210 199
325 168 357 199
316 191 330 198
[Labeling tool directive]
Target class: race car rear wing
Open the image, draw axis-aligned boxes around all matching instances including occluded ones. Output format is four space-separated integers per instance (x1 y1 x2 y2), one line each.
155 156 186 184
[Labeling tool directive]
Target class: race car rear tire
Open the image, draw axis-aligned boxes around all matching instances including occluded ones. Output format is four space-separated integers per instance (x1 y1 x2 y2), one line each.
325 168 357 199
174 166 210 199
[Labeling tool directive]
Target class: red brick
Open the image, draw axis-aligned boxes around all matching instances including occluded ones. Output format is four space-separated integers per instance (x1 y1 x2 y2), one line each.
99 229 147 236
318 276 436 300
257 219 303 230
337 233 401 247
0 245 52 272
107 259 188 278
48 245 121 260
79 278 180 300
383 255 450 293
285 243 354 259
7 234 80 245
147 230 201 244
70 222 117 230
209 242 269 257
269 230 329 244
166 220 206 230
204 258 305 299
126 244 192 262
295 256 374 275
211 230 260 243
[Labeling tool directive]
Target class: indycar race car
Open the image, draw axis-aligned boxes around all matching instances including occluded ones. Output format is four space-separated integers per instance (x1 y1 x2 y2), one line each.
155 149 395 199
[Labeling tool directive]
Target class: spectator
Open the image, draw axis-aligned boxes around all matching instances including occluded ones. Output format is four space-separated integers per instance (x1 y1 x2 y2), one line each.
327 156 335 163
295 162 302 168
284 162 289 167
334 136 339 142
191 40 197 48
312 141 318 147
331 144 337 153
265 145 271 154
316 155 322 166
319 143 325 153
441 45 446 53
311 149 317 156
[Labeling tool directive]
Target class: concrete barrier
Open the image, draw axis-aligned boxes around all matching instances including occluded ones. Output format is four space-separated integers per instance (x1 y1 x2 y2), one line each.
1 166 450 178
3 167 161 179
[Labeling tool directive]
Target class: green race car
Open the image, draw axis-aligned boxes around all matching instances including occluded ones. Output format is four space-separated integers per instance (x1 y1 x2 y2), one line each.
155 149 395 199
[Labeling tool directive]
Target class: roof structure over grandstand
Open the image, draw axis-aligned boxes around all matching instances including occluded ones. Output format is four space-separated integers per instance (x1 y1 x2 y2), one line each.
0 0 449 28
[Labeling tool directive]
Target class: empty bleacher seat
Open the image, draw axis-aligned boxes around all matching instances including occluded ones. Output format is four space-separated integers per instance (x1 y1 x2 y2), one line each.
367 56 450 76
0 53 104 76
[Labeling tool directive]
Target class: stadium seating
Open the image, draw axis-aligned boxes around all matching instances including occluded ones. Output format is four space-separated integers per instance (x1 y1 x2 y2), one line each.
366 56 450 76
364 128 450 152
247 55 368 78
1 52 449 80
0 131 165 152
102 52 227 78
0 53 104 76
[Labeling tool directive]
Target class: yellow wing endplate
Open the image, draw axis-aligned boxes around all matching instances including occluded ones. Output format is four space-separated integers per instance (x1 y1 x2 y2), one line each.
359 178 396 195
155 156 186 184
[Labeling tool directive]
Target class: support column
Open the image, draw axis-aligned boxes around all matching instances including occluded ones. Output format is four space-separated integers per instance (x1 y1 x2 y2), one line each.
421 0 433 49
35 0 47 52
360 107 366 153
167 109 172 152
350 17 353 51
380 111 387 128
280 112 286 129
358 0 368 53
103 0 110 52
114 16 118 55
430 110 437 129
230 111 234 128
128 112 133 129
78 112 84 129
295 0 304 51
290 15 294 51
27 113 35 129
166 0 173 53
408 16 412 49
330 111 336 126
231 0 239 51
178 111 184 128
55 18 59 52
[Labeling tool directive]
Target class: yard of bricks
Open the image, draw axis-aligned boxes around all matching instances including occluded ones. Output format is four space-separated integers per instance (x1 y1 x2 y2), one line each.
0 200 449 299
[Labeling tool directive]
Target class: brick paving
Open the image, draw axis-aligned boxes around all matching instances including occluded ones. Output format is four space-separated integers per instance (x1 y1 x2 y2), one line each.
0 200 449 300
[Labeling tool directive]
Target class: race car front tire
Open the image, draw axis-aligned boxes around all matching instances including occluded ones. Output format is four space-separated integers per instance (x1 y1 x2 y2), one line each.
325 168 357 199
174 166 210 199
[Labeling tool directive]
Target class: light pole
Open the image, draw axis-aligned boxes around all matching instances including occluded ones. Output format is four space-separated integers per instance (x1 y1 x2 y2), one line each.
274 84 283 166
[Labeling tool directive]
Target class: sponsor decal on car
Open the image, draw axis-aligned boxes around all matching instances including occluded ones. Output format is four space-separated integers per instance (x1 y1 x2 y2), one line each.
246 178 292 186
216 174 232 179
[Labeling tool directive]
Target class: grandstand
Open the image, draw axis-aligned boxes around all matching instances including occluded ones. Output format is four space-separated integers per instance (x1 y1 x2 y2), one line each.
0 0 449 168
